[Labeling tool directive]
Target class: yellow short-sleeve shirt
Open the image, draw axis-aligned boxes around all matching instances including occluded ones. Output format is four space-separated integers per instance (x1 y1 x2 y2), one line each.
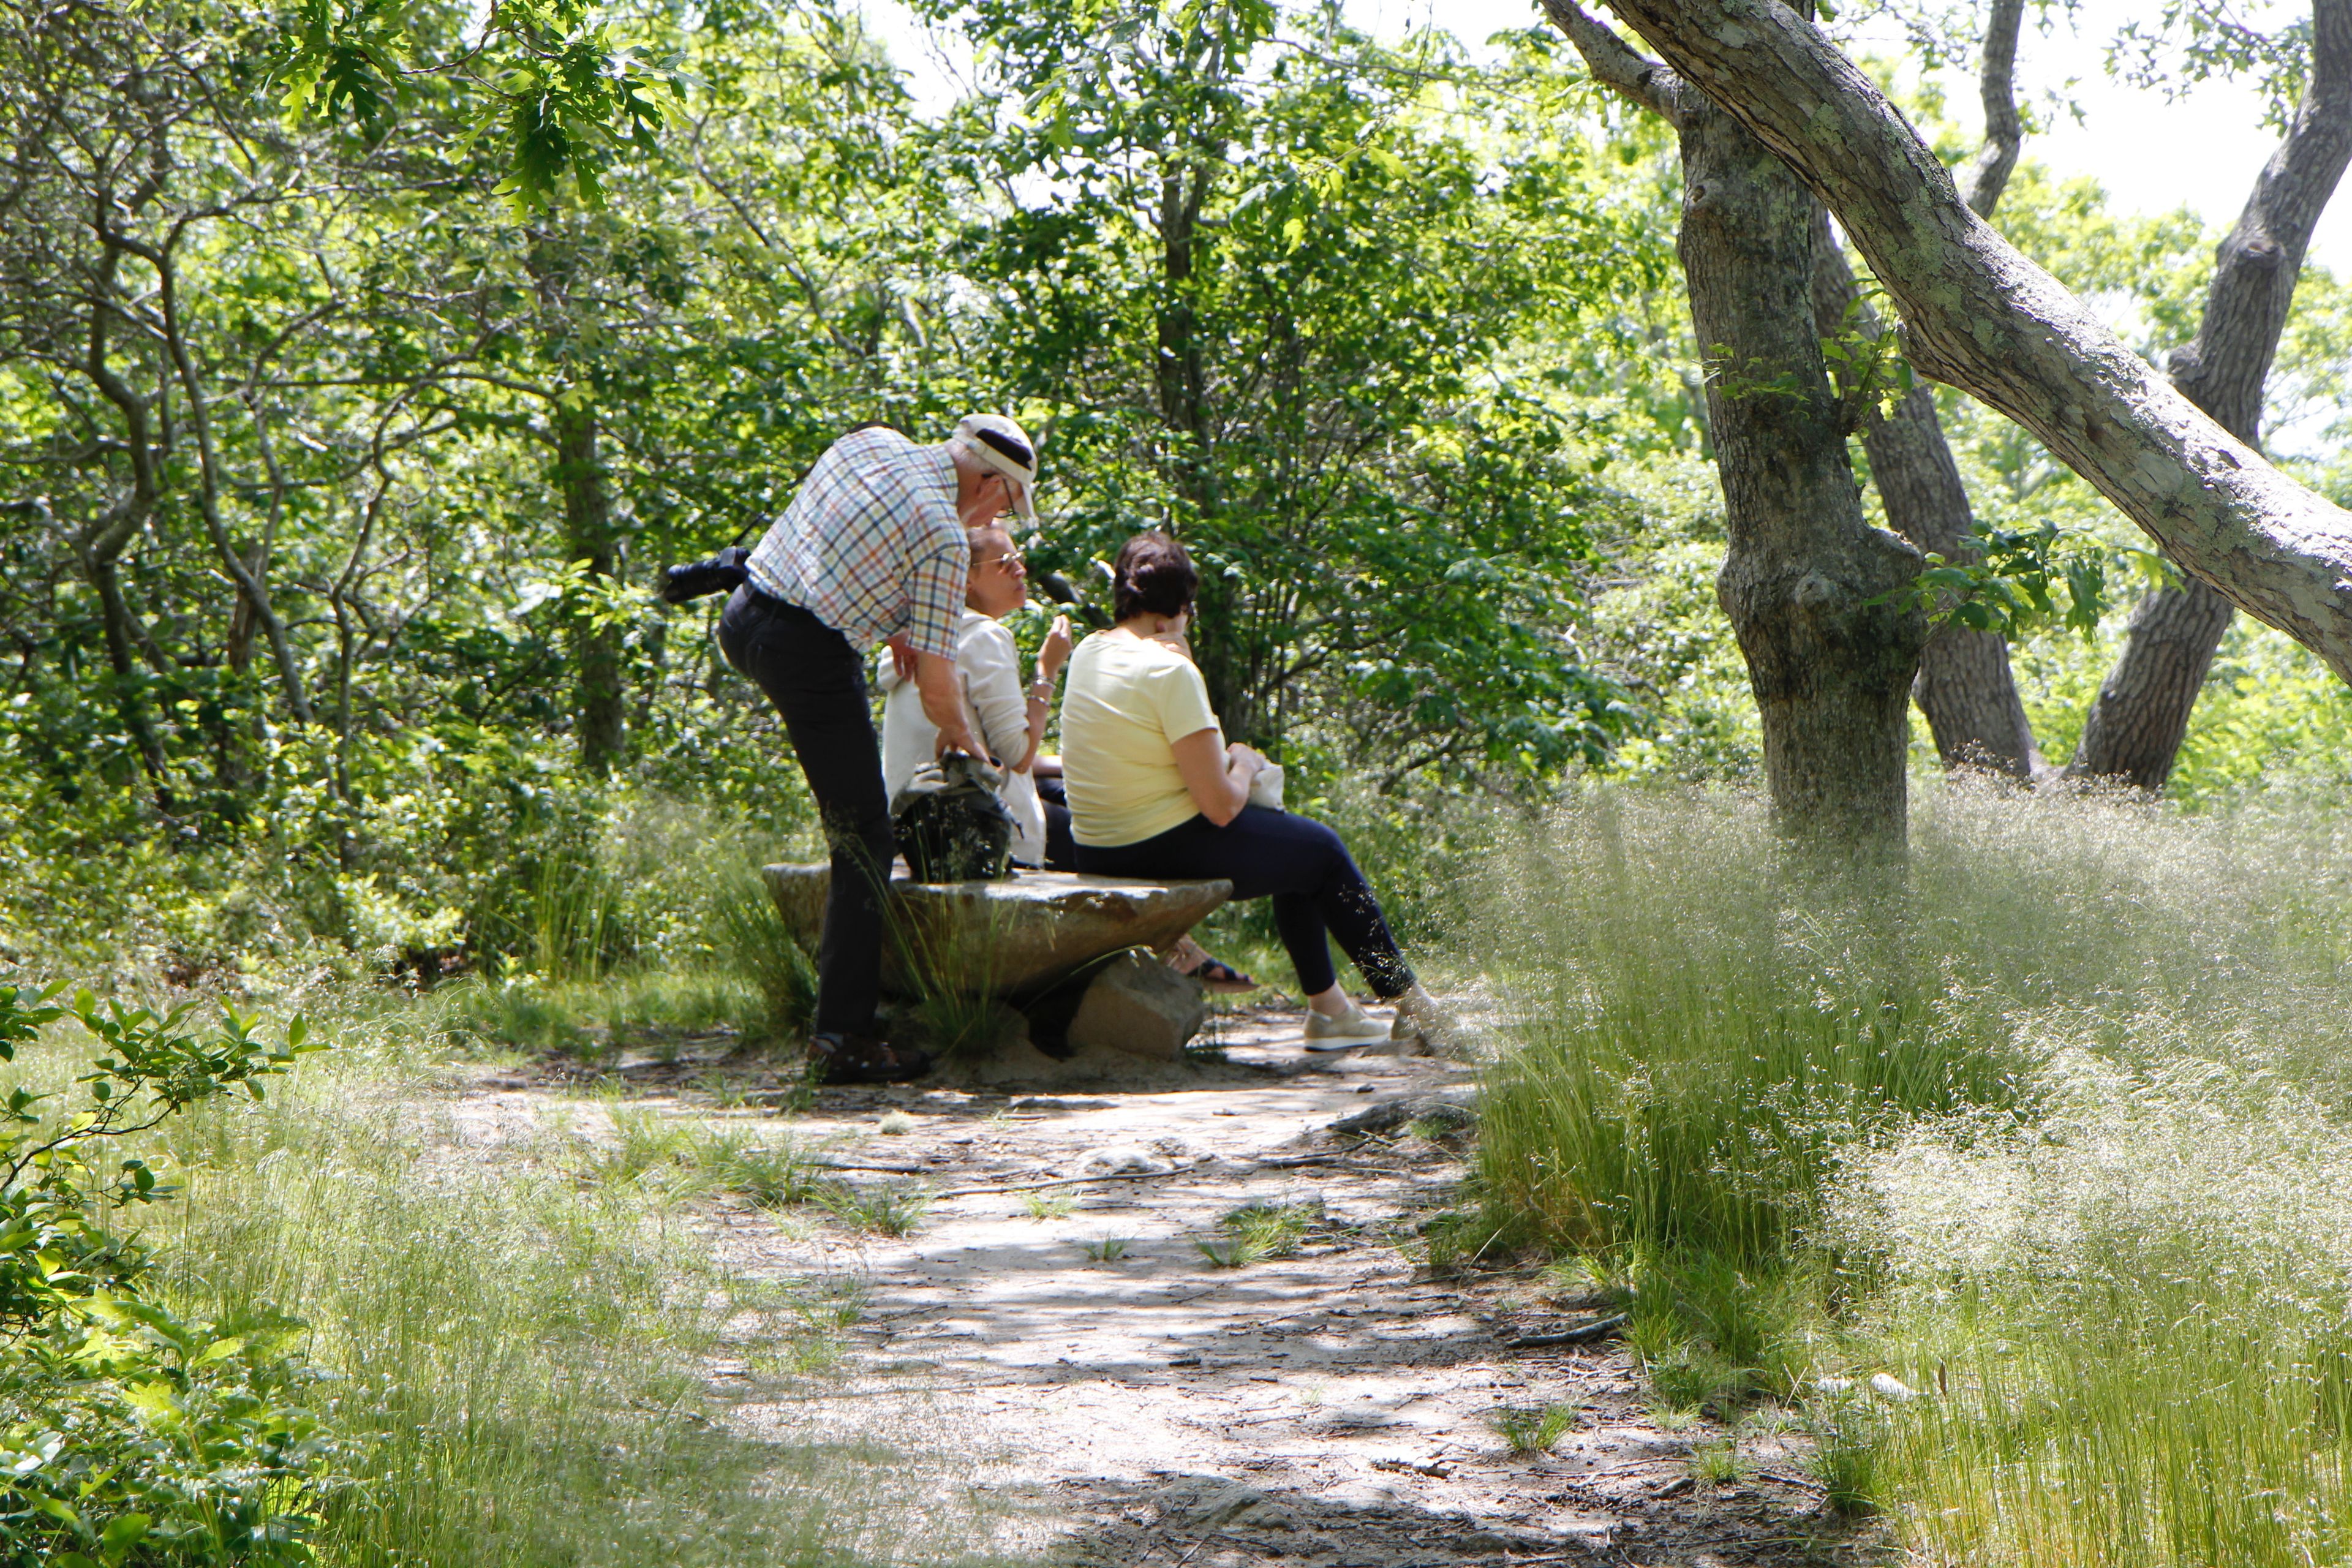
1059 630 1222 848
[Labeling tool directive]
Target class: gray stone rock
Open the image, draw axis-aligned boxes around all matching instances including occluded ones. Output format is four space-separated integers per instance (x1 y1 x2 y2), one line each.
1065 951 1208 1060
761 865 1230 998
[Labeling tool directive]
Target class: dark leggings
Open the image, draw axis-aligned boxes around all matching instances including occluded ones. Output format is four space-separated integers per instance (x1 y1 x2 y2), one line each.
1035 778 1077 872
1074 807 1414 998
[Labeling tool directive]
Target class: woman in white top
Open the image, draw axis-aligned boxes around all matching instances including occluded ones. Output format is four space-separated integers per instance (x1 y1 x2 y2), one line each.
1060 532 1460 1051
875 526 1070 864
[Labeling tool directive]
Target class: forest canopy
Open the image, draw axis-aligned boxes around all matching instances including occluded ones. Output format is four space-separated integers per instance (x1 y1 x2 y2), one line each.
4 0 2350 974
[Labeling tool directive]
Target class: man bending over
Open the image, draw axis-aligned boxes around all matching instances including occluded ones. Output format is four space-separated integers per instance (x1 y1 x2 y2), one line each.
719 415 1041 1084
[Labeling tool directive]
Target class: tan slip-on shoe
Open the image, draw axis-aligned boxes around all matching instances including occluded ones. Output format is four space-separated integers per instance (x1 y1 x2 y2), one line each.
1303 1001 1387 1050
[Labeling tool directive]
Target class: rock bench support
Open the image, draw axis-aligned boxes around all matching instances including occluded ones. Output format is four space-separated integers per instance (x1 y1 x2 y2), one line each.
761 865 1232 997
761 865 1234 1068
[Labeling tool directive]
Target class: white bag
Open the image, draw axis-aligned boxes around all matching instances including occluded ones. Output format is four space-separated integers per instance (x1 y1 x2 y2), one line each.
1247 763 1285 812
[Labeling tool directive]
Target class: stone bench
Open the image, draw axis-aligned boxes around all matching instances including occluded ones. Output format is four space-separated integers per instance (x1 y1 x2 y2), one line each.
761 865 1234 1066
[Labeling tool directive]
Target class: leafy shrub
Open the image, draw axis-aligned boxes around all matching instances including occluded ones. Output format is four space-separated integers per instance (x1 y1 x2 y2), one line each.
0 981 335 1567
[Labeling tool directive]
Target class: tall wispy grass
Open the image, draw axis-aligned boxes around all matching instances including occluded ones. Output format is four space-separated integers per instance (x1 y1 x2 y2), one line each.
1469 782 2352 1258
1843 1054 2352 1568
1467 787 2038 1263
1464 780 2352 1562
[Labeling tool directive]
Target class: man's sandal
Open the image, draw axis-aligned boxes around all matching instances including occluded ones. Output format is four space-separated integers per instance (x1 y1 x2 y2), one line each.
808 1033 933 1085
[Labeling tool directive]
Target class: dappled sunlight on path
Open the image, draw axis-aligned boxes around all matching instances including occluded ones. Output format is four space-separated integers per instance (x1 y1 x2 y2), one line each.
655 1009 1861 1568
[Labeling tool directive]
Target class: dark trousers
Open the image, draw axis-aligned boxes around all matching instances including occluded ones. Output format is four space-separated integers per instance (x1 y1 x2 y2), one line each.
1074 806 1414 999
717 587 892 1036
1036 777 1077 872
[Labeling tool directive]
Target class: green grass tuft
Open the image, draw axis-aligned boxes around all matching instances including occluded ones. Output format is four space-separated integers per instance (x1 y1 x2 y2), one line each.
1197 1200 1319 1268
1487 1403 1578 1455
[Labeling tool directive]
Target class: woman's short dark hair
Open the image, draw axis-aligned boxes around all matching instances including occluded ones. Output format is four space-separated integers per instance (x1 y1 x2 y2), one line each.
1112 532 1197 623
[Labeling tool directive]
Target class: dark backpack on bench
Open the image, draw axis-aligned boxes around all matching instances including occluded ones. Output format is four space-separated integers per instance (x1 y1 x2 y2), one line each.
891 753 1014 883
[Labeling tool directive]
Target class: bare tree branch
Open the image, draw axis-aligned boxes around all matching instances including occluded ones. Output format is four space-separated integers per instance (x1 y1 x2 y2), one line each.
1540 0 1688 123
1965 0 2026 216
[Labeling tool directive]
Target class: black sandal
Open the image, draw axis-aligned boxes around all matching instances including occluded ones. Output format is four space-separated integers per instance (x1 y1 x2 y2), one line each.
808 1033 933 1085
1186 956 1257 993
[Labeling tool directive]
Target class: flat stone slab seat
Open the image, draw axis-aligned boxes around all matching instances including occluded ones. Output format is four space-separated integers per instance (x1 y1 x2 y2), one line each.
761 864 1232 998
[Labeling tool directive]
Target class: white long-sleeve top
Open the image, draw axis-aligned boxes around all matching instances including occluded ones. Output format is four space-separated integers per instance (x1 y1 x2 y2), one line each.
875 609 1047 865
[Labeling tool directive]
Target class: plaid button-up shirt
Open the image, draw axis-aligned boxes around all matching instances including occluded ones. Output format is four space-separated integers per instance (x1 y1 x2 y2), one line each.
745 427 968 660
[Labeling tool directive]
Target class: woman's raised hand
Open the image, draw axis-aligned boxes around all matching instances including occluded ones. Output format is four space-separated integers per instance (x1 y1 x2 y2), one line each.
1041 614 1073 679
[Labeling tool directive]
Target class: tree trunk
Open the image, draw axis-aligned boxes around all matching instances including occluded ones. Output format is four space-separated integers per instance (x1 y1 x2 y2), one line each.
1153 86 1262 744
2065 0 2352 790
75 283 177 812
143 238 315 729
1961 0 2025 218
2068 577 2237 788
1811 238 2045 778
1549 2 1929 845
83 541 175 815
1687 118 1928 843
553 400 627 774
1593 0 2352 685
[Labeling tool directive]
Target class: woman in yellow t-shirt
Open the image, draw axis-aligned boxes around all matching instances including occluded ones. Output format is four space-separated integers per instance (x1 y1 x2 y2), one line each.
1060 533 1462 1052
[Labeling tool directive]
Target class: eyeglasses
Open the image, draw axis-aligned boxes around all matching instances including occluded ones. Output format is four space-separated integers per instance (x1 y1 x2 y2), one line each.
975 550 1025 571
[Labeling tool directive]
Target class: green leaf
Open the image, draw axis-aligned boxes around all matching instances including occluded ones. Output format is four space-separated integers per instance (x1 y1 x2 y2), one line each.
99 1514 151 1548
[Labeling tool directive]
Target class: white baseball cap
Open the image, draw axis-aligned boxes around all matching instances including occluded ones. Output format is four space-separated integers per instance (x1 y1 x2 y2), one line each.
952 413 1039 522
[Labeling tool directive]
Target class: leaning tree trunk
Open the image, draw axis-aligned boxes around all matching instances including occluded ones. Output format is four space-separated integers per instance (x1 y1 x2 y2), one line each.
1594 0 2352 685
1548 2 1929 845
2066 0 2352 790
554 400 627 774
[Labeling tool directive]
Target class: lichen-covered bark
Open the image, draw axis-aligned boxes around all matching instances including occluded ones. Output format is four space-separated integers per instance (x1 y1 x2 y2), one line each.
2067 0 2352 789
1599 0 2352 685
1684 115 1928 842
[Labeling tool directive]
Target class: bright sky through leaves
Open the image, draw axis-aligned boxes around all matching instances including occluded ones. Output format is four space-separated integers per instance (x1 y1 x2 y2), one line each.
862 0 2352 277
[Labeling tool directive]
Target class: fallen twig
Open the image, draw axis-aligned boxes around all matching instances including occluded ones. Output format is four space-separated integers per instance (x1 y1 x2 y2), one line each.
1571 1455 1684 1476
928 1161 1213 1199
1504 1313 1627 1348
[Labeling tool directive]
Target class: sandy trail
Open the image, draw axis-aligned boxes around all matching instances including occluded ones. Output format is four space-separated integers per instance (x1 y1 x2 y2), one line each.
466 1008 1856 1567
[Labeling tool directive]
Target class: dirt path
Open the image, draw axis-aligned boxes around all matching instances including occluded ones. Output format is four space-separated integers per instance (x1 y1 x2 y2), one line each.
467 1008 1856 1567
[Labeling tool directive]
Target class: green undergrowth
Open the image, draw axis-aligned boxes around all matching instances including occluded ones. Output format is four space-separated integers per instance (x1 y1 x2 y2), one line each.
428 863 819 1063
1 987 974 1568
1460 782 2352 1564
